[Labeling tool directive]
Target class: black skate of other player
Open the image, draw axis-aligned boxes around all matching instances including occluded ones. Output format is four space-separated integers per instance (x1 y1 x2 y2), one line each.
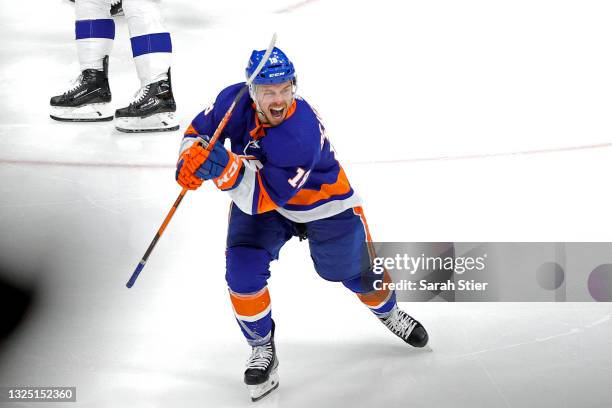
50 55 113 122
114 69 178 133
110 0 123 17
68 0 122 17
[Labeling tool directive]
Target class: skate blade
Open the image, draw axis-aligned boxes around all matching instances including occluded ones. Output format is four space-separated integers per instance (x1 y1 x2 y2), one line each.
115 112 179 133
50 103 114 122
248 371 279 402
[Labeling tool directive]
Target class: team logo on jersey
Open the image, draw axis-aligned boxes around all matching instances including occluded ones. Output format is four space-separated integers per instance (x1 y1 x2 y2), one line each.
243 139 261 155
248 140 260 149
204 103 214 116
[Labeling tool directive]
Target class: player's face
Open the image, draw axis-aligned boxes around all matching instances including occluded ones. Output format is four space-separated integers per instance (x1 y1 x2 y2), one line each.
255 81 294 126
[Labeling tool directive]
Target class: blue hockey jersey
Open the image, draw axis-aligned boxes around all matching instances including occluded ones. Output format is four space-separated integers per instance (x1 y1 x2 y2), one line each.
181 82 361 223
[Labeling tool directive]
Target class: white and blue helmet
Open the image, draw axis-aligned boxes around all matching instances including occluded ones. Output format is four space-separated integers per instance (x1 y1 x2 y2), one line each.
246 47 296 85
246 47 297 105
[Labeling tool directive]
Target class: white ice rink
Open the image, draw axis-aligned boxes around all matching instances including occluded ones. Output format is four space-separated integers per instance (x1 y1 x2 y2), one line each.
1 0 612 407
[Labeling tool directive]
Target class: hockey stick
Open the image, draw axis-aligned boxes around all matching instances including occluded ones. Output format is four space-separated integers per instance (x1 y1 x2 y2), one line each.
126 33 278 288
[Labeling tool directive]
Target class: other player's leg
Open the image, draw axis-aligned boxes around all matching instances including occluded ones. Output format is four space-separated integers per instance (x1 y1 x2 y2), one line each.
115 0 178 132
50 0 114 121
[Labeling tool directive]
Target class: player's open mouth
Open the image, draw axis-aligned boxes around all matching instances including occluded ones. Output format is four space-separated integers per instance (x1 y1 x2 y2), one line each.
269 107 284 119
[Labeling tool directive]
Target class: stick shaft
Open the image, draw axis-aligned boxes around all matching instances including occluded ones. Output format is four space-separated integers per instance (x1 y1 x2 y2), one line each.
126 188 187 288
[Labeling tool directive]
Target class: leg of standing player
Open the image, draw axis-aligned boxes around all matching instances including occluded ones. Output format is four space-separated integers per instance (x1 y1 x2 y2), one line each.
49 0 114 121
225 204 293 401
115 0 178 132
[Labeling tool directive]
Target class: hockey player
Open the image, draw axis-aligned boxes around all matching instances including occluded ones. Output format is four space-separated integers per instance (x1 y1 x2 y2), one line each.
175 47 429 401
50 0 178 132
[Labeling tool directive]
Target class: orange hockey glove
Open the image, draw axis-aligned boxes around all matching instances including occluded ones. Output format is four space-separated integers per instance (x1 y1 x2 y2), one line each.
176 143 208 190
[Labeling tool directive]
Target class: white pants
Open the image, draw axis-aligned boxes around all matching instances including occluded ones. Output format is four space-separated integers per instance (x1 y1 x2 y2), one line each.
75 0 171 86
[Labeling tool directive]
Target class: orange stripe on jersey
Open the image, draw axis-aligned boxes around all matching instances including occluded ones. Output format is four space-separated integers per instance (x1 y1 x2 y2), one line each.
256 172 279 214
353 206 373 242
230 287 271 317
287 166 352 206
353 206 376 261
185 124 198 136
353 206 391 307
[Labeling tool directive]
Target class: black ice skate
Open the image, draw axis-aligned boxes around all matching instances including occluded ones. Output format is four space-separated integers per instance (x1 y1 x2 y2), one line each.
50 55 113 122
110 0 123 17
244 323 279 401
380 306 430 348
69 0 122 17
114 69 179 133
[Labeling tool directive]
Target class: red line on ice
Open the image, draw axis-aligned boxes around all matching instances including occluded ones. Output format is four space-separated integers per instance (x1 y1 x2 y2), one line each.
1 142 612 169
